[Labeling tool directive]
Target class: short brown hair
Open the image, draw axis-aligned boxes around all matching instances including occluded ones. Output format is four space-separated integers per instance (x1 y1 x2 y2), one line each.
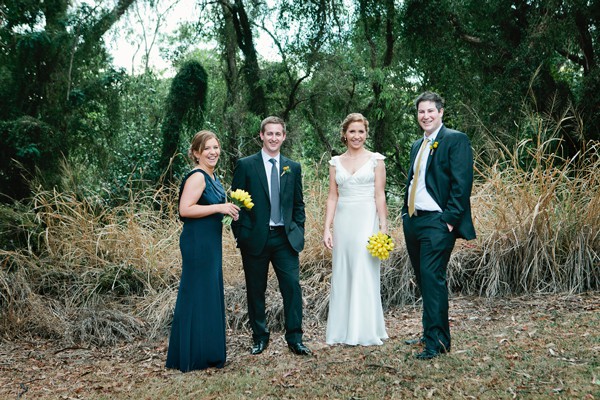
414 91 445 112
260 116 286 134
340 113 369 145
188 130 219 165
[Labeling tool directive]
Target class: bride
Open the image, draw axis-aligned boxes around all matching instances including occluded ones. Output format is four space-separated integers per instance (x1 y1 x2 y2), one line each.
323 113 389 346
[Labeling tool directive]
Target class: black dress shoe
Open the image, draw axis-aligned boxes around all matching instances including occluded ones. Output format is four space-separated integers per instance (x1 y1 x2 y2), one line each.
251 340 268 355
288 342 311 356
415 347 448 360
404 337 425 345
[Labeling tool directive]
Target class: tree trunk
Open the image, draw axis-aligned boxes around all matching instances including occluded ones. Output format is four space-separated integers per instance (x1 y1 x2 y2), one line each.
220 0 242 173
228 0 267 117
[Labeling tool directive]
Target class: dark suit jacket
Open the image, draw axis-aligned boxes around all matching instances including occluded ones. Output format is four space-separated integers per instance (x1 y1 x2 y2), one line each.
402 125 476 240
231 151 306 255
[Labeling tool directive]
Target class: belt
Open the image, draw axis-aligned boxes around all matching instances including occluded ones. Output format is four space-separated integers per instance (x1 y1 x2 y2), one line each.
413 210 440 217
269 225 285 231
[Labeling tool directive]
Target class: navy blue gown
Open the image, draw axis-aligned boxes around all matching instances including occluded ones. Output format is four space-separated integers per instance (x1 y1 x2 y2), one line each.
166 169 227 372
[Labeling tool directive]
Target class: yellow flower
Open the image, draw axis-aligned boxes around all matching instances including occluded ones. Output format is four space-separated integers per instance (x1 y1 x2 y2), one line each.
223 189 254 226
281 166 291 176
366 232 395 261
429 141 439 155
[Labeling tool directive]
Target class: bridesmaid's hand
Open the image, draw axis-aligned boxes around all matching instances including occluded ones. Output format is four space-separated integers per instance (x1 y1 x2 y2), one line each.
222 203 240 221
323 230 333 250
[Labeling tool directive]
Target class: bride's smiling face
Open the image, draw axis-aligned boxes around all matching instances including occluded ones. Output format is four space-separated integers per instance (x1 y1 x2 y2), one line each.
344 121 367 149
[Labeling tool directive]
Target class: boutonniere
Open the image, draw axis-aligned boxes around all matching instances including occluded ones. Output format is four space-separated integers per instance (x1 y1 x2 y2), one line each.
429 141 439 155
281 166 290 176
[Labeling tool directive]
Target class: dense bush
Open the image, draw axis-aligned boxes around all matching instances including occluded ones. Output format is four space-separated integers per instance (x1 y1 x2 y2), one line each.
0 128 598 345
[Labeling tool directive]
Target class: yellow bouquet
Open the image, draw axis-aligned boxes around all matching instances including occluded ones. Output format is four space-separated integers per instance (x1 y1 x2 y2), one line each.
366 232 395 261
222 189 254 226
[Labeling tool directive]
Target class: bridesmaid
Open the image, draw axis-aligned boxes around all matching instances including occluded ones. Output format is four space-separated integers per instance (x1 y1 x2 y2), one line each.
166 130 240 372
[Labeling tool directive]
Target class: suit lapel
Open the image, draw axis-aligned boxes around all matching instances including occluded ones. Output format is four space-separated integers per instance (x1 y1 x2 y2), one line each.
251 152 269 197
425 125 446 172
279 156 289 194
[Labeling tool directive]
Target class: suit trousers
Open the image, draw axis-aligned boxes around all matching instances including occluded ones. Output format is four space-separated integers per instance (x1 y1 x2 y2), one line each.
241 228 304 344
403 211 455 352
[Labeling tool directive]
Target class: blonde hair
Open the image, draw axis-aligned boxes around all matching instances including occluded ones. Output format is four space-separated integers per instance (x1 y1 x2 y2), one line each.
188 130 219 165
340 113 369 145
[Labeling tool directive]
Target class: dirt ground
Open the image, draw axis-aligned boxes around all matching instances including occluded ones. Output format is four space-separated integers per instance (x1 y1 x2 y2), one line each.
1 294 599 399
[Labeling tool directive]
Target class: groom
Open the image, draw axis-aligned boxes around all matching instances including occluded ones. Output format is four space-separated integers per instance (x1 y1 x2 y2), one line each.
231 116 311 356
402 91 476 360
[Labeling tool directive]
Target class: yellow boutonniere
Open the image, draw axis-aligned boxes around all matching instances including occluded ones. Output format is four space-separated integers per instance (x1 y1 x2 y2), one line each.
429 141 439 155
281 166 290 176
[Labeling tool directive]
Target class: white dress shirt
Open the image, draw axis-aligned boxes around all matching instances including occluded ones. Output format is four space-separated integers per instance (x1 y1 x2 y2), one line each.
408 126 443 213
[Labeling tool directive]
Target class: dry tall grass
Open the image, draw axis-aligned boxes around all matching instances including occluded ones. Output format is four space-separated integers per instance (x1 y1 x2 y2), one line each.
1 136 598 345
460 138 600 297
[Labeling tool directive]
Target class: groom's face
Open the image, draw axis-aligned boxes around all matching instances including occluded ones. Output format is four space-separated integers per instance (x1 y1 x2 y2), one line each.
417 100 444 136
260 123 286 156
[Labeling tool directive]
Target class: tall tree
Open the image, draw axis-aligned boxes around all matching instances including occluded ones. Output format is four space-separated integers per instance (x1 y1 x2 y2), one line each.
219 0 267 117
219 0 243 169
0 0 136 200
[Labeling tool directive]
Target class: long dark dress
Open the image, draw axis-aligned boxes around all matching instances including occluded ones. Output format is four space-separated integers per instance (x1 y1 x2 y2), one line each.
166 169 227 372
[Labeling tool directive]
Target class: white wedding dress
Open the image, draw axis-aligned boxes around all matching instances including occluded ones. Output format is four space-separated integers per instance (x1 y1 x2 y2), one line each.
326 152 388 346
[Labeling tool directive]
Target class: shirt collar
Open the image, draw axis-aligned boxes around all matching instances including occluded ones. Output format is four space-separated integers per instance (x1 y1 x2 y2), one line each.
261 149 280 164
424 123 443 142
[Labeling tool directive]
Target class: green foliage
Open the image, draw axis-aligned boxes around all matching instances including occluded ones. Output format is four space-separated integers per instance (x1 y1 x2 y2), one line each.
0 0 135 201
0 117 62 199
0 201 37 252
400 0 599 149
159 60 208 183
84 72 168 200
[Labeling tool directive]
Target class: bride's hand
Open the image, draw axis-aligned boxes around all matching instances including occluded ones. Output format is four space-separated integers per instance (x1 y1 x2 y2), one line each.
380 223 388 235
323 230 333 250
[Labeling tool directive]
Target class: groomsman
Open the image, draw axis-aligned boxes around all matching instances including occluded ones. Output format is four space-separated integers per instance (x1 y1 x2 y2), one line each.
402 91 476 359
231 116 311 356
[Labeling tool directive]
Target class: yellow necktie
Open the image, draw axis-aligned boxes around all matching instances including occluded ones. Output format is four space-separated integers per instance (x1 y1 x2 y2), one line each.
408 138 429 217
